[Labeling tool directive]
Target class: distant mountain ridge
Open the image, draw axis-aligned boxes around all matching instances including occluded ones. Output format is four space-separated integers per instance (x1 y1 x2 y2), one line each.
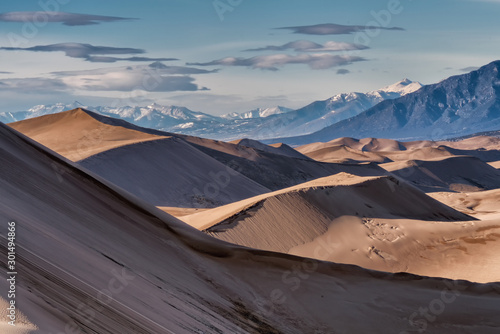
266 60 500 145
221 106 294 119
0 79 422 141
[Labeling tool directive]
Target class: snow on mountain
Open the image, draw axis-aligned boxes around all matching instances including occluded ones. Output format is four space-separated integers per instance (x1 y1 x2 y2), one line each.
222 106 294 119
241 79 423 140
1 79 422 141
375 78 424 96
267 60 500 145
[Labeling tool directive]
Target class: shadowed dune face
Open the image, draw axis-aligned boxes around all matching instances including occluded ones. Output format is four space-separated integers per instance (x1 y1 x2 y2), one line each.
381 156 500 193
79 137 271 207
4 120 500 333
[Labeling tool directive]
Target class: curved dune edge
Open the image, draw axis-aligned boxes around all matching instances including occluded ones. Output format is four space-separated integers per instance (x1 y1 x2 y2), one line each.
182 172 472 230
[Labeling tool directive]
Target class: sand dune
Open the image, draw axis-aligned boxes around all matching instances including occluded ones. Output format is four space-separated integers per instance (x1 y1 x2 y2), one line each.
180 133 387 191
297 136 500 165
439 135 500 150
10 109 386 207
182 172 500 283
79 137 271 207
290 215 500 283
381 155 500 192
297 138 453 163
490 160 500 169
4 119 500 333
429 189 500 220
231 138 309 159
9 108 167 161
183 172 472 230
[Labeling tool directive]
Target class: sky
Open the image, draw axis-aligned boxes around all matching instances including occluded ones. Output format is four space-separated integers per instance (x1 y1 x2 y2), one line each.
0 0 499 115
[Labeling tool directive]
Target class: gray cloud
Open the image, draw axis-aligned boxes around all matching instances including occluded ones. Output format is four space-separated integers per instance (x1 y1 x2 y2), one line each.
81 76 206 92
0 62 213 93
0 43 177 63
460 66 479 72
0 77 69 92
277 23 404 35
244 40 368 52
336 69 350 75
0 71 13 74
0 63 213 93
188 54 365 71
0 12 136 26
51 62 216 77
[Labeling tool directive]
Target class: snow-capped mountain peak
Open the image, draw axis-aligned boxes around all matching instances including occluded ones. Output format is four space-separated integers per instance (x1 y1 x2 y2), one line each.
221 106 293 119
377 79 424 96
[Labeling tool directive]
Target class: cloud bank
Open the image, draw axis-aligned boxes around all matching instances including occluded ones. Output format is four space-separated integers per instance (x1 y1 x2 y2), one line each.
0 12 136 26
244 40 368 52
0 43 177 63
0 63 213 93
277 23 404 35
188 54 365 71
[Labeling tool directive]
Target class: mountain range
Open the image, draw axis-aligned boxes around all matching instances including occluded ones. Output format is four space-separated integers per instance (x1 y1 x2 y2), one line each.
0 79 422 141
3 61 500 146
268 60 500 145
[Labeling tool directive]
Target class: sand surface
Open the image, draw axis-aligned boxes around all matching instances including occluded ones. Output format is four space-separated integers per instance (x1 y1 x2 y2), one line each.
3 111 500 332
9 108 166 161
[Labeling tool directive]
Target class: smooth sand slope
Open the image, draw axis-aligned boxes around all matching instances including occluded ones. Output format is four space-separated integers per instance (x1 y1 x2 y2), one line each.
182 172 500 283
3 122 500 333
79 137 270 207
9 109 386 207
429 189 500 220
489 160 500 169
9 108 167 161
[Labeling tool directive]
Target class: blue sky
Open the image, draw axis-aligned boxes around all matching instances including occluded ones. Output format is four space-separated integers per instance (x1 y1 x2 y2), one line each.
0 0 499 114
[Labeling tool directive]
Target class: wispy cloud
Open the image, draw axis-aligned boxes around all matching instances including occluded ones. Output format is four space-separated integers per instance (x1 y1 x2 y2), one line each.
0 12 136 26
336 69 350 75
277 23 404 35
0 77 69 92
0 43 177 63
0 63 213 93
460 66 479 72
0 71 13 74
53 63 213 92
188 54 364 71
244 40 368 52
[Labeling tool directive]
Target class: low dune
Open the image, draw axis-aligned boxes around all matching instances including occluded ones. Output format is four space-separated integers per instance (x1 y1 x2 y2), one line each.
297 136 500 165
488 160 500 169
231 138 310 159
381 155 500 192
289 215 500 283
429 189 500 220
439 136 500 150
